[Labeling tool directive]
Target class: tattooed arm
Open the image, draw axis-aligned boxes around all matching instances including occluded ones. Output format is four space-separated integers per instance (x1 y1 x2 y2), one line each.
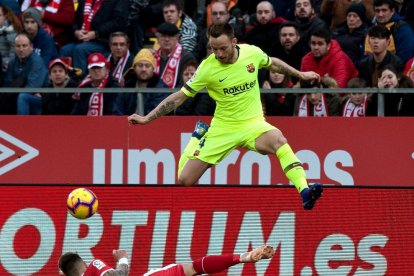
128 90 190 125
268 57 320 81
104 266 128 276
104 250 129 275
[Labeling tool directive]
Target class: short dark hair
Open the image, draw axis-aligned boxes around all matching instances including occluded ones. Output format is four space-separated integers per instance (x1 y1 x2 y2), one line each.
163 0 182 11
368 24 391 39
59 252 83 276
182 59 199 71
296 0 314 7
310 27 331 43
109 32 129 45
208 23 235 39
373 0 395 9
279 21 300 36
347 77 367 88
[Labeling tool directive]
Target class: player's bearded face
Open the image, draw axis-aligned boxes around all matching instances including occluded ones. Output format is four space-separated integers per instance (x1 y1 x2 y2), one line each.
209 35 237 64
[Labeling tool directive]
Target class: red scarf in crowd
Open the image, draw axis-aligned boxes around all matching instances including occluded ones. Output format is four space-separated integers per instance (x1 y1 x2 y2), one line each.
342 96 367 117
76 73 109 116
405 58 414 82
107 50 130 84
154 44 182 88
298 94 328 117
31 0 61 13
82 0 105 32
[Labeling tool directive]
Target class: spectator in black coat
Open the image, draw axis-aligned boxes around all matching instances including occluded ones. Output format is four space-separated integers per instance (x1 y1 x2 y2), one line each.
42 57 79 115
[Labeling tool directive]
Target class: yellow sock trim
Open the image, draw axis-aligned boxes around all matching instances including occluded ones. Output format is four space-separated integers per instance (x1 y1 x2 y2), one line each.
276 143 308 193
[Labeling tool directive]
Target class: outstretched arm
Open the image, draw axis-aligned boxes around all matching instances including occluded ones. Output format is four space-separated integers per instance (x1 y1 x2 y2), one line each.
268 57 320 82
128 90 190 125
104 250 129 276
105 269 128 276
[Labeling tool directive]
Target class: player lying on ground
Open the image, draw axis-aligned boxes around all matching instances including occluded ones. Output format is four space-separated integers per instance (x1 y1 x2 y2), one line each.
128 22 323 210
58 245 274 276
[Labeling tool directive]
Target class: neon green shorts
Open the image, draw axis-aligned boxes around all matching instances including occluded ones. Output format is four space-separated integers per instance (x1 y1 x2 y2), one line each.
190 119 277 165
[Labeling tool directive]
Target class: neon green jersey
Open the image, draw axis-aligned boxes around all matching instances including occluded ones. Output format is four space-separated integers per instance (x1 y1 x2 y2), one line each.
182 44 271 124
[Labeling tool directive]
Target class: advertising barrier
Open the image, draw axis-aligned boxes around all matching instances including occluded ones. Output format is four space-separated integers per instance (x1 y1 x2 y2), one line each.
0 186 412 275
1 116 414 186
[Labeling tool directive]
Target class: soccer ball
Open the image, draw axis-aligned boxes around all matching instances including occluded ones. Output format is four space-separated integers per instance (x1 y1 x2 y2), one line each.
67 188 98 219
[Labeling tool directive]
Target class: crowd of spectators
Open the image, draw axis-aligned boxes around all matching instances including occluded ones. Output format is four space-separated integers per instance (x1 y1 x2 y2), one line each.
0 0 413 116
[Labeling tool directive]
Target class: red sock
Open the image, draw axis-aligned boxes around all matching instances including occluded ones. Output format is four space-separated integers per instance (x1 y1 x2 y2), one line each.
192 254 240 274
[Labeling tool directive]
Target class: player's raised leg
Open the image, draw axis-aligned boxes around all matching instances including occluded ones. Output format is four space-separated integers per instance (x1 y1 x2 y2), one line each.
255 129 323 210
178 158 211 186
181 245 275 276
178 120 209 178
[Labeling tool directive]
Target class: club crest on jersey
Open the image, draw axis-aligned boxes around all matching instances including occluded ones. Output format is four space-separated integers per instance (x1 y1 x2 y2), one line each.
246 63 255 73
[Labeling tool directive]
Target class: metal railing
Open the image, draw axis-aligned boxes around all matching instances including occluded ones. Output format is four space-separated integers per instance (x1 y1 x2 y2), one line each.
1 87 413 116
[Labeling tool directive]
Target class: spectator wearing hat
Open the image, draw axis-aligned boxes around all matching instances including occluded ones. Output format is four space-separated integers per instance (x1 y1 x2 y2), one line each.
320 0 374 30
113 48 165 116
41 57 79 114
60 0 129 77
71 52 120 115
22 7 58 68
162 0 197 52
332 3 372 67
153 22 195 89
364 0 414 64
20 0 75 49
1 33 48 114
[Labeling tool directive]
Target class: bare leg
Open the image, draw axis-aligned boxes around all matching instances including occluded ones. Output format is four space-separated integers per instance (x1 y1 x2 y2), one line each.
254 129 286 154
178 158 211 186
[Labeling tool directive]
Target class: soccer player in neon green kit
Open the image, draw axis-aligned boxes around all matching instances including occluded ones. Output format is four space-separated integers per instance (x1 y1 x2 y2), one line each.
128 23 323 210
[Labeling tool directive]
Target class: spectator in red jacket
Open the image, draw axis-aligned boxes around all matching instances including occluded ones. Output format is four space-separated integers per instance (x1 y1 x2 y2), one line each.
300 27 359 88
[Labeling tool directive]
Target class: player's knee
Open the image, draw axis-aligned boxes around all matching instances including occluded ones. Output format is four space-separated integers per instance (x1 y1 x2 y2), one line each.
178 174 196 186
275 133 287 149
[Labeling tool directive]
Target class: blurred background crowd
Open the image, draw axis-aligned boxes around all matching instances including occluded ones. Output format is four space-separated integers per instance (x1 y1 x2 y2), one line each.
0 0 413 117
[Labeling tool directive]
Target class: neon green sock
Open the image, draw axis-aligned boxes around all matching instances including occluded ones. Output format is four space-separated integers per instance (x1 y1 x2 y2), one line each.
276 143 308 193
178 137 200 177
